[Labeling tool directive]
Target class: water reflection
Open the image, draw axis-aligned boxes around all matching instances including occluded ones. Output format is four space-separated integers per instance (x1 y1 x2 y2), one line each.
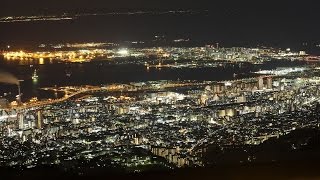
2 57 58 65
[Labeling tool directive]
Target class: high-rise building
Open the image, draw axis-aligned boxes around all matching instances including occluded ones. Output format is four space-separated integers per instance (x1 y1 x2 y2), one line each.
213 85 220 94
36 110 43 129
267 77 273 89
258 77 264 90
17 113 24 130
200 94 209 105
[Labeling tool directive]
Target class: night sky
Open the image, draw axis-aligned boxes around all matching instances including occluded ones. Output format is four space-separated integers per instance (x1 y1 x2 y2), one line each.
2 0 318 15
1 0 320 47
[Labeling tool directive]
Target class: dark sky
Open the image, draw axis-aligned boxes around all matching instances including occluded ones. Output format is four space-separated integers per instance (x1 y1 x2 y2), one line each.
1 0 320 47
2 0 218 14
3 0 244 10
1 0 317 14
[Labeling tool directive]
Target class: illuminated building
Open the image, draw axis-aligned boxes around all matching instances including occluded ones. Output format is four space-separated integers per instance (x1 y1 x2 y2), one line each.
299 51 306 56
213 84 223 94
17 113 24 130
36 110 43 129
117 106 129 115
237 95 246 103
212 94 220 101
218 109 226 117
226 108 235 117
200 94 209 105
267 77 273 89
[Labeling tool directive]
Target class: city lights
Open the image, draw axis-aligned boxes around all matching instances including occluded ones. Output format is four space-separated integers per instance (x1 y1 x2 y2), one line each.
117 49 129 56
1 3 320 177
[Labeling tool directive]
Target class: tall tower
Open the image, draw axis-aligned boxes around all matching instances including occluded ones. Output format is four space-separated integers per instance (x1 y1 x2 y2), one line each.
36 110 43 129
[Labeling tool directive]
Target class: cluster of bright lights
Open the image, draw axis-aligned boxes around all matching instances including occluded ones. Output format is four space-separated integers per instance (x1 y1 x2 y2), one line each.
117 49 129 56
66 43 111 48
2 49 107 62
255 67 307 75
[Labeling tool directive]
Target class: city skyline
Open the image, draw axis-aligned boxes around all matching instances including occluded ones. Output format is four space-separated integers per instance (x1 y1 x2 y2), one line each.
1 1 320 179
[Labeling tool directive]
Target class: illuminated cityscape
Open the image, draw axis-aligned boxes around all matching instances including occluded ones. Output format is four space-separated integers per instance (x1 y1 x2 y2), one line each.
1 0 320 179
1 42 320 174
1 43 312 64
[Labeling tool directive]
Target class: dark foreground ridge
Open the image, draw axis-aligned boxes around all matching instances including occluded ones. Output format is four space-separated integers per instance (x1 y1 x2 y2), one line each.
1 161 320 180
2 128 320 180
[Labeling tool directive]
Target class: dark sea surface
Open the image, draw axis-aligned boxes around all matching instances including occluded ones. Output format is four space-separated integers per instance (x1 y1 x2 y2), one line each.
0 55 309 101
1 11 320 50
